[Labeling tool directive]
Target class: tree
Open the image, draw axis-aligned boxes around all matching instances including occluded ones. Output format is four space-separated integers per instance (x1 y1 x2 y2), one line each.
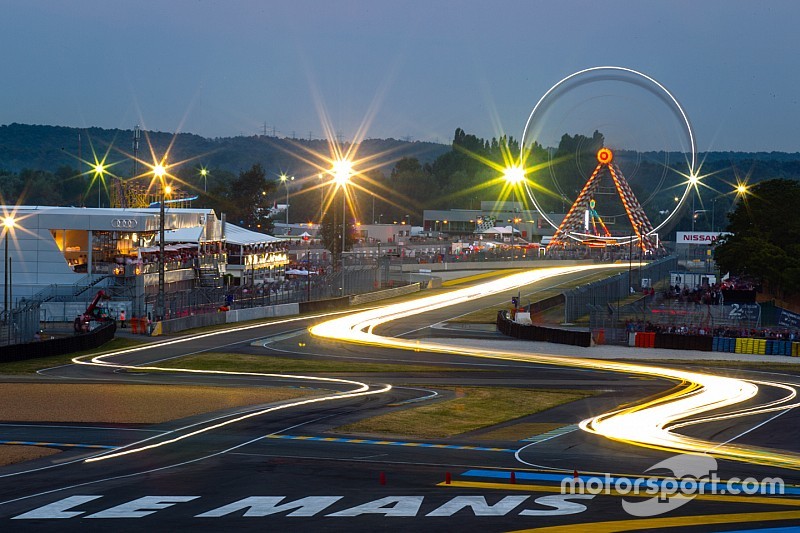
714 179 800 297
318 193 357 259
222 164 276 232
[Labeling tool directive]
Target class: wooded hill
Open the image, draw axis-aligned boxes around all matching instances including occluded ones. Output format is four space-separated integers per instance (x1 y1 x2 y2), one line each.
1 123 800 236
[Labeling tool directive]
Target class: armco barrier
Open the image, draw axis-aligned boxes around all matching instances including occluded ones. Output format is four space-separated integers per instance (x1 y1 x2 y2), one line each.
0 321 116 363
496 311 591 347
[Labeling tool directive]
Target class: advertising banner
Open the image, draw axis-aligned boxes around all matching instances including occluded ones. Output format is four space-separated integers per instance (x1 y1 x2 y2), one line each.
676 232 730 245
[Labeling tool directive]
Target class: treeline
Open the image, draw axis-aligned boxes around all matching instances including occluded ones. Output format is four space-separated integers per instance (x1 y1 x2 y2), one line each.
2 123 800 236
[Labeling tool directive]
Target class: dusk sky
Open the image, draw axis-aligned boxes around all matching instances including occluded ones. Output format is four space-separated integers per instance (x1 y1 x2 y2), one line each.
1 0 797 152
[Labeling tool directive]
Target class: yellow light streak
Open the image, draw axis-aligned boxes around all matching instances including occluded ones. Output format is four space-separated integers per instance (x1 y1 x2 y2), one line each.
71 310 391 463
309 264 800 470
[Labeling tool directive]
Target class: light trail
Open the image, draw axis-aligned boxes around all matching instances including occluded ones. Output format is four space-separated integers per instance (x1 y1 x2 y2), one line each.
68 311 393 463
309 264 800 470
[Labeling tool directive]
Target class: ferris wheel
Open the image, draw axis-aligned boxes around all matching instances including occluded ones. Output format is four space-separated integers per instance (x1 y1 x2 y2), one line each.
519 66 697 251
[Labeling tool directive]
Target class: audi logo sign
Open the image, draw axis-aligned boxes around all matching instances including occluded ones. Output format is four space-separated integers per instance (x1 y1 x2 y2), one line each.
111 218 139 229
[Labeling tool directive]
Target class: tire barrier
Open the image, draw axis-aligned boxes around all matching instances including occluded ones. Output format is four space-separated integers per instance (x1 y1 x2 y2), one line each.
496 311 592 347
0 322 116 363
715 336 800 357
634 332 656 348
653 333 713 352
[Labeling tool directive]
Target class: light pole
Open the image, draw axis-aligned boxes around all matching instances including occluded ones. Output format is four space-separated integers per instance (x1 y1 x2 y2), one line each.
332 159 352 296
693 210 708 232
628 230 633 293
503 166 525 262
154 164 169 322
93 163 107 208
280 174 294 225
318 173 324 211
200 167 208 193
711 198 716 233
3 216 14 320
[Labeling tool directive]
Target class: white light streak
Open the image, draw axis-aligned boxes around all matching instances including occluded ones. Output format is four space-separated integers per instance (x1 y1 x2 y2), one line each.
310 264 800 470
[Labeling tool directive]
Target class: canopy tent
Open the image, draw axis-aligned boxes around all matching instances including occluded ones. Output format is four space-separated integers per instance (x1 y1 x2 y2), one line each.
476 227 504 235
156 223 282 246
224 224 283 246
138 245 180 256
285 268 316 276
158 226 205 243
476 225 522 236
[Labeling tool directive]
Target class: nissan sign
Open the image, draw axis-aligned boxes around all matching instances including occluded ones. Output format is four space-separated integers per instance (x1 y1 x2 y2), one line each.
675 231 729 245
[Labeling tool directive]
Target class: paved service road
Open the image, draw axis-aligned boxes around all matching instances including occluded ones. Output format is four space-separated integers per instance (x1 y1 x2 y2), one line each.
2 265 800 531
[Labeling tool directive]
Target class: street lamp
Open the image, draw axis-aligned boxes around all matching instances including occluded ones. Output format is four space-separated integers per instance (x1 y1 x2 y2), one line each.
318 173 324 212
280 174 294 225
332 159 352 295
3 216 14 319
154 164 169 322
503 166 525 262
692 210 708 231
93 163 107 208
200 167 209 193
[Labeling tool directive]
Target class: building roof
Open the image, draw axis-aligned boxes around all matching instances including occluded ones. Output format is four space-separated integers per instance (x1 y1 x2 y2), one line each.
224 224 283 245
159 223 282 246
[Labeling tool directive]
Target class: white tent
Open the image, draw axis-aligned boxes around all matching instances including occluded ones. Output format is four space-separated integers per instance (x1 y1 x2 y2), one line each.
224 224 283 245
476 227 504 235
158 226 204 243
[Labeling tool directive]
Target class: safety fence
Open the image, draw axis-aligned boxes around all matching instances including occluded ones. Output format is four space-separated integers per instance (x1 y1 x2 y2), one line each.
497 311 591 347
0 321 116 362
144 263 395 321
0 300 42 347
564 256 678 324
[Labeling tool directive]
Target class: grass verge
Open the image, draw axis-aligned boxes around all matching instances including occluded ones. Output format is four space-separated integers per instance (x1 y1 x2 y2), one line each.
334 386 594 439
0 382 314 424
0 337 146 374
155 352 480 374
0 445 60 467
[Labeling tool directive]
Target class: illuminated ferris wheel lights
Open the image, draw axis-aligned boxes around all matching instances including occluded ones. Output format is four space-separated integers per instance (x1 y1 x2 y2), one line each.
521 67 697 238
597 147 613 164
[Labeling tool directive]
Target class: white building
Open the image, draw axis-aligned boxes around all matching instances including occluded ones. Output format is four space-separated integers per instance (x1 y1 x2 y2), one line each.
0 206 288 319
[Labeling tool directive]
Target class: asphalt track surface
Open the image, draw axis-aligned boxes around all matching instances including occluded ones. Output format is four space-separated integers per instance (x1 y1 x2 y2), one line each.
1 267 800 531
